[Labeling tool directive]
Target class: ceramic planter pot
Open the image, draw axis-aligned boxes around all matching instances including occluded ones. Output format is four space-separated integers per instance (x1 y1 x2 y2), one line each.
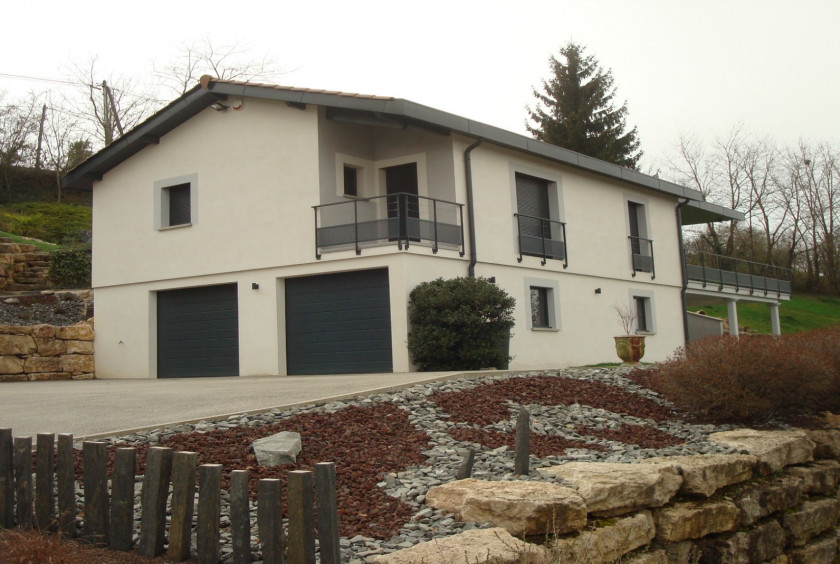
614 335 646 364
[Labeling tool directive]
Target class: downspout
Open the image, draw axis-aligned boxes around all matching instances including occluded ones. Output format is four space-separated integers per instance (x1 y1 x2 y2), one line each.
464 139 484 277
676 198 691 345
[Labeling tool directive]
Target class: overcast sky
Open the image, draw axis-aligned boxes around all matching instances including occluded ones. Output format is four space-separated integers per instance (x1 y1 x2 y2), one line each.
3 0 838 173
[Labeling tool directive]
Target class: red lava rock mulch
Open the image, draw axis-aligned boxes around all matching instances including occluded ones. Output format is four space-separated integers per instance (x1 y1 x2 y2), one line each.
430 374 676 426
74 404 429 541
448 427 607 457
574 423 684 449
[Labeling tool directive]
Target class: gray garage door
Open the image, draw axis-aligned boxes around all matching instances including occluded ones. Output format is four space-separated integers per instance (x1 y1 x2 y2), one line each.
285 269 393 375
157 284 239 378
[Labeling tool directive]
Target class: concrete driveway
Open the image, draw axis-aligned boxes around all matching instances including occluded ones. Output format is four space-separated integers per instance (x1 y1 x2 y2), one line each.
0 372 469 440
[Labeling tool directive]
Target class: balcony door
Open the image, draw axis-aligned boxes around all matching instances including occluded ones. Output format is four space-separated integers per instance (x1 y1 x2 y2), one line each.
516 173 552 256
385 162 419 241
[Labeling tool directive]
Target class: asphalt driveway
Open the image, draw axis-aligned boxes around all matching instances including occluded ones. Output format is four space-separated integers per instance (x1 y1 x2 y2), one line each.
0 372 468 440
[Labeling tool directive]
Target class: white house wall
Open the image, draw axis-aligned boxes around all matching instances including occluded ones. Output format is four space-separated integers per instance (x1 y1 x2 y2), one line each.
91 96 688 378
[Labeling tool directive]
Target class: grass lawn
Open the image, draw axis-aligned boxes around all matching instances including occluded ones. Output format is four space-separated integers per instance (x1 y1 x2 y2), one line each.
690 293 840 334
0 230 59 252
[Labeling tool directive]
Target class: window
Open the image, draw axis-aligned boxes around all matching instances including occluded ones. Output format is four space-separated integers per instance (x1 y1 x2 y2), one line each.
164 183 191 227
524 277 560 331
155 174 197 230
343 165 359 197
626 197 653 276
530 287 550 328
514 172 566 264
633 295 654 333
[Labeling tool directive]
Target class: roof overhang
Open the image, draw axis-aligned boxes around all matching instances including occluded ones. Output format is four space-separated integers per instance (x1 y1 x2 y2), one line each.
63 77 707 205
681 200 744 225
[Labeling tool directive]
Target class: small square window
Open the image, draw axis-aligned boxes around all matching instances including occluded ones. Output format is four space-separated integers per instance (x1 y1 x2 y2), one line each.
530 286 551 329
343 165 358 197
164 183 191 227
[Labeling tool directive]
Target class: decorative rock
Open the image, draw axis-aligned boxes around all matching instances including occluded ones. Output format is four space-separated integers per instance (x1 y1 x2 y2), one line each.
34 338 67 356
365 528 546 564
787 534 838 564
30 325 54 339
746 519 787 562
550 510 655 564
425 478 587 536
251 431 302 466
65 340 94 355
734 475 802 526
781 498 840 546
708 429 814 475
654 500 740 542
664 541 701 564
539 462 682 516
786 460 840 495
806 429 840 459
0 356 24 374
24 356 62 373
622 551 668 564
55 323 94 341
0 334 36 355
60 354 94 374
644 454 757 497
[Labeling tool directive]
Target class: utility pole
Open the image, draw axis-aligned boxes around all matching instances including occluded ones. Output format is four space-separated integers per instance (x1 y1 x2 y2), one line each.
35 104 47 169
101 80 124 145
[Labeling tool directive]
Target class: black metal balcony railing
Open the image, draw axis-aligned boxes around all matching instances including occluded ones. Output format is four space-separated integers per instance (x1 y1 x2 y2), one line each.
514 214 567 267
629 235 655 279
685 252 792 297
314 193 465 258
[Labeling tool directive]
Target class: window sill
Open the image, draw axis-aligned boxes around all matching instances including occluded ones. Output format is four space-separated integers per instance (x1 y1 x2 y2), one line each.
158 223 192 231
636 331 655 336
531 327 560 332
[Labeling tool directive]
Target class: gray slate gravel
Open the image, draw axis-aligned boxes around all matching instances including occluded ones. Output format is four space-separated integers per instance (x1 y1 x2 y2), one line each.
79 366 748 562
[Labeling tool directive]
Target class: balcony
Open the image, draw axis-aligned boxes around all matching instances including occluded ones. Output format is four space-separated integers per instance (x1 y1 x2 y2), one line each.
515 214 568 267
314 193 465 258
685 252 792 297
629 236 655 279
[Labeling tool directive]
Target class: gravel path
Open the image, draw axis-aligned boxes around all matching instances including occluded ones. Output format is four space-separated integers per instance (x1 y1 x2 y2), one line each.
74 367 744 562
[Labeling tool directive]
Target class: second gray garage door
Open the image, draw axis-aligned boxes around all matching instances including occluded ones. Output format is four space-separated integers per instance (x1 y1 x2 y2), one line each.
285 269 393 375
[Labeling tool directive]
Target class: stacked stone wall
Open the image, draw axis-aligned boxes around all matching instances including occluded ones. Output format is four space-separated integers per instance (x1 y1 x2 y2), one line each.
0 321 94 381
0 238 51 291
379 429 840 564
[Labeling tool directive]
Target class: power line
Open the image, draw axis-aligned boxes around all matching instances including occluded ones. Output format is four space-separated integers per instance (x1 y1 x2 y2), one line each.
0 72 82 88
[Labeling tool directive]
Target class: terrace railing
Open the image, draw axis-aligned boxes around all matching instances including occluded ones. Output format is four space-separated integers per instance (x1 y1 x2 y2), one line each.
314 193 464 258
514 214 568 267
629 236 655 279
685 251 792 297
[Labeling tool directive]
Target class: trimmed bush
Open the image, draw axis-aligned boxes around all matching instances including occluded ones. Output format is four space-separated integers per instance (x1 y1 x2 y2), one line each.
632 328 840 424
407 277 515 371
0 202 91 244
49 245 91 289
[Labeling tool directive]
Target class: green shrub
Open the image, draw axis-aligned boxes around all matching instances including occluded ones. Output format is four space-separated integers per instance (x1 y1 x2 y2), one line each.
633 329 840 424
49 246 91 289
0 202 91 243
407 277 515 371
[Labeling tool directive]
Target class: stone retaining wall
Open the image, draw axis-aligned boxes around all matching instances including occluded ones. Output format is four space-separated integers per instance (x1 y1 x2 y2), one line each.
377 428 840 564
0 238 51 291
0 320 94 381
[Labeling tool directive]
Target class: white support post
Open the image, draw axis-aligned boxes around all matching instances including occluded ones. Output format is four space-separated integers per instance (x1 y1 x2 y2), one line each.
727 299 739 337
769 302 781 336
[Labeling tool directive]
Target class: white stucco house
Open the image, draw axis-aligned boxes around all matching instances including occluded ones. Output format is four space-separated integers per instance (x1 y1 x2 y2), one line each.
63 76 790 378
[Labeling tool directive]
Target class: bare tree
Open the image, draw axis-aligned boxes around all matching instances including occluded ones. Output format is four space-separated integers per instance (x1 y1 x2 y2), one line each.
0 92 40 196
155 39 280 96
40 96 90 202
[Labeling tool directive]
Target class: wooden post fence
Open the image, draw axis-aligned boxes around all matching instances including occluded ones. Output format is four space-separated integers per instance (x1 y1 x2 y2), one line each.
0 429 342 563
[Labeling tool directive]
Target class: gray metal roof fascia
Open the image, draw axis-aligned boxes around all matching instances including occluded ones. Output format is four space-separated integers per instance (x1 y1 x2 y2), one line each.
62 87 220 191
395 100 472 132
681 200 744 225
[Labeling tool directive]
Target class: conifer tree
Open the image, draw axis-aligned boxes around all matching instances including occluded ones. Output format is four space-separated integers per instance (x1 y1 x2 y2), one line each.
527 42 643 169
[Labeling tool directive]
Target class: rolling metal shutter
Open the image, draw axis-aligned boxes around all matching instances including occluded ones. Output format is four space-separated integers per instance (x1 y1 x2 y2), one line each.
157 284 239 378
285 269 393 375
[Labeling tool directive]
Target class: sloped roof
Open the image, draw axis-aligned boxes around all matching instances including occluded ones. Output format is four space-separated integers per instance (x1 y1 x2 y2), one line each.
63 76 736 223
